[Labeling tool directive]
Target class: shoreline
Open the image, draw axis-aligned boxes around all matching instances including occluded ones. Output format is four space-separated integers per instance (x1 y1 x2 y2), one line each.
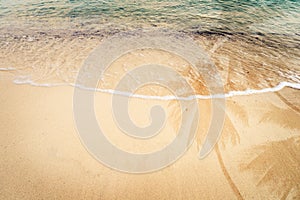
8 77 300 100
1 39 299 97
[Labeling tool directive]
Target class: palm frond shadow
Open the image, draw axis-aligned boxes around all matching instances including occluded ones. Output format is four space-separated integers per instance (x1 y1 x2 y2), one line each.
275 91 300 115
259 104 300 130
227 100 249 126
168 97 244 199
219 115 240 149
240 136 300 199
167 99 243 149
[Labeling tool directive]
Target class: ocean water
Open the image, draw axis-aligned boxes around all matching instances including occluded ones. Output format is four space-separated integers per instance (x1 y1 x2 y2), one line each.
1 0 300 35
0 0 300 97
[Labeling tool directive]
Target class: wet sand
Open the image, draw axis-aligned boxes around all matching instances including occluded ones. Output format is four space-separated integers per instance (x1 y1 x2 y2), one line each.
1 33 299 91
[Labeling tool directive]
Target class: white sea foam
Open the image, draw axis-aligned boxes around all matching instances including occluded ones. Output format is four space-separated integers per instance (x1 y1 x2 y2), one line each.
0 67 16 71
13 76 300 100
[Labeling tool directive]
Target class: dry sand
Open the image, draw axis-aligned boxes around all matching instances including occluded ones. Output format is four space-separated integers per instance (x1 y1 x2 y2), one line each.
0 73 299 199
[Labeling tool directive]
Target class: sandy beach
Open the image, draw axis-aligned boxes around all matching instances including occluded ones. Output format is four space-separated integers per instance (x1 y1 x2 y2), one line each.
1 66 299 199
1 1 300 197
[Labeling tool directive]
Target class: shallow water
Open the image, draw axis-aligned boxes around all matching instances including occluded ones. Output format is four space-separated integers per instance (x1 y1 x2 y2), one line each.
0 0 299 97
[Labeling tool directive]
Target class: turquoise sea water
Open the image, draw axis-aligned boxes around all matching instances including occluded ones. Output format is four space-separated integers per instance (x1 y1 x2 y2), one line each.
1 0 299 37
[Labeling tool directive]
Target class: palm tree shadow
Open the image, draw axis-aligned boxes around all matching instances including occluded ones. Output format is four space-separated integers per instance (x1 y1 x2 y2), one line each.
275 91 300 115
240 136 300 199
175 100 247 150
219 114 241 149
266 79 300 115
169 98 245 199
259 103 300 130
226 100 249 126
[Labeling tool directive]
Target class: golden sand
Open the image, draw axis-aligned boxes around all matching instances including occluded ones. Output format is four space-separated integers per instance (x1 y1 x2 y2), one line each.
0 73 299 199
0 35 300 199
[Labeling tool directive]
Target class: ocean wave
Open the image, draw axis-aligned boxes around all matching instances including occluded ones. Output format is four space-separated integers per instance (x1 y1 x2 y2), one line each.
13 76 300 100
